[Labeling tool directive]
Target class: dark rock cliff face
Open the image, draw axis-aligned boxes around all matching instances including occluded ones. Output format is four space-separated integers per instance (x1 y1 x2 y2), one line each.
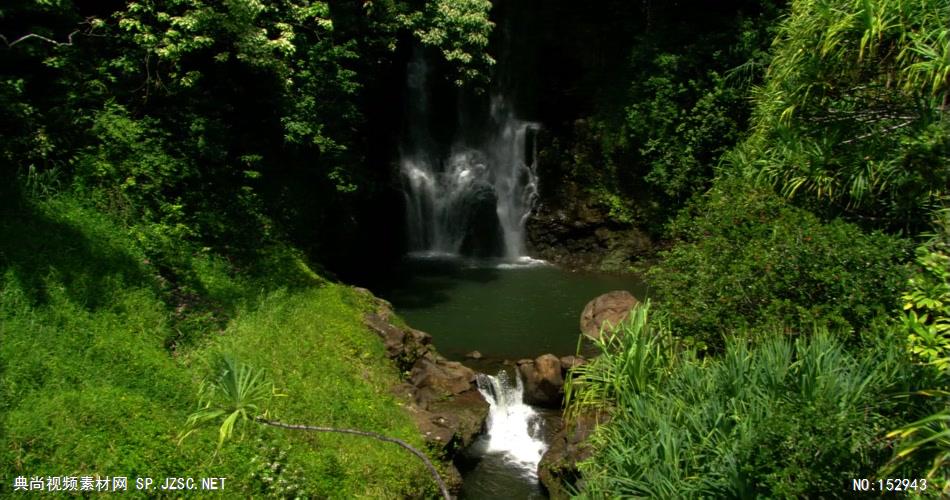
527 182 653 272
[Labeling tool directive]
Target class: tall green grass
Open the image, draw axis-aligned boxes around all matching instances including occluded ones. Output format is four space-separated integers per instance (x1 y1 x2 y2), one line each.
565 304 940 497
565 302 676 418
0 193 246 494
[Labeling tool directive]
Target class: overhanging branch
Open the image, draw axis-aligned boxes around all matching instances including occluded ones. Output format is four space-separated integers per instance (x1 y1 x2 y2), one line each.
1 17 104 49
0 30 79 48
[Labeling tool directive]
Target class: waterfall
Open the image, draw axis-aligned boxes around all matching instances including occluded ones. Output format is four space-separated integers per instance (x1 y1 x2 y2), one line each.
400 52 540 260
489 97 540 260
475 370 548 477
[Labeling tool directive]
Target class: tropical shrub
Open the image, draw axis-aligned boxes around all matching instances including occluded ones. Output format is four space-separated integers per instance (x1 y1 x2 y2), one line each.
882 213 950 494
649 180 910 350
532 2 783 230
902 216 950 369
622 64 750 207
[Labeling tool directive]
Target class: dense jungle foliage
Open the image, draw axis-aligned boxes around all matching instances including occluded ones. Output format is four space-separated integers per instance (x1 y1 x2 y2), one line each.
562 0 950 496
2 0 948 497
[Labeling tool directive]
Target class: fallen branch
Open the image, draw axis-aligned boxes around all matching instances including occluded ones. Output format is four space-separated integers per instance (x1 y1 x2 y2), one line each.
255 417 452 500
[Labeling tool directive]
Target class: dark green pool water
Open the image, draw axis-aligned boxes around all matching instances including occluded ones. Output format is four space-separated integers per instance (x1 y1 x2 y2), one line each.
371 255 646 361
367 255 645 499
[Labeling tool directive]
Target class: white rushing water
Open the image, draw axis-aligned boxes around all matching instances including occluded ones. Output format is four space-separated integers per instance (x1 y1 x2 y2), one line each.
401 52 540 260
475 370 548 477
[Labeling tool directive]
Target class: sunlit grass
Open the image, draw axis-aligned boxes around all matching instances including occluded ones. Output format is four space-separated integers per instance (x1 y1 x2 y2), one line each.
0 193 436 498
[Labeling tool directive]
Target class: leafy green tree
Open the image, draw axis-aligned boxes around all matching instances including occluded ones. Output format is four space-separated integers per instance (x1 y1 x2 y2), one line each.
0 1 499 288
401 0 495 89
534 1 784 226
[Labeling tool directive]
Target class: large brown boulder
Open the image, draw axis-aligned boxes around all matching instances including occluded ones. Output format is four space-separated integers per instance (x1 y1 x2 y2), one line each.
518 354 565 408
426 389 490 449
579 290 639 341
410 356 477 397
408 386 489 449
397 357 489 458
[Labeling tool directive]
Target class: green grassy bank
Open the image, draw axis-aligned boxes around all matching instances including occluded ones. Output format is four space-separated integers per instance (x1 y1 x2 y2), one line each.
0 192 436 498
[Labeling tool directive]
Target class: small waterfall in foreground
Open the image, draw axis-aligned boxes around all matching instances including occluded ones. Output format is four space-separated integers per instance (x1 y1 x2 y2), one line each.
400 52 540 260
475 370 548 477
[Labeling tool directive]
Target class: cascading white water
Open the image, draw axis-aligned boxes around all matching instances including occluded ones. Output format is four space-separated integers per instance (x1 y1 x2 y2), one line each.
400 52 540 260
475 370 548 477
488 96 540 260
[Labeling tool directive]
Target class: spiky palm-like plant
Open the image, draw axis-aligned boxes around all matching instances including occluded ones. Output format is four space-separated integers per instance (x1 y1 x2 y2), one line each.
563 301 675 421
731 0 950 229
179 355 274 451
564 313 912 497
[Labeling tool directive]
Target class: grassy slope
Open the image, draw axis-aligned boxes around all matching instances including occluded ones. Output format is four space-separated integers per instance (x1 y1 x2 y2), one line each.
0 193 434 498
